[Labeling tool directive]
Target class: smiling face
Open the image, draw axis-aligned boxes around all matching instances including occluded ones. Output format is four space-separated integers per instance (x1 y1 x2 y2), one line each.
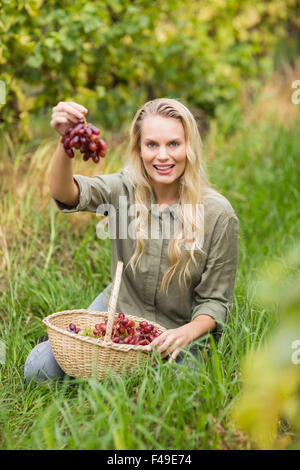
140 115 187 200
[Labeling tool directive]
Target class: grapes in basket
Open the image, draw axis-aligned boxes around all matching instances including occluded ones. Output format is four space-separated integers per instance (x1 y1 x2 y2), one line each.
61 116 107 163
66 313 161 346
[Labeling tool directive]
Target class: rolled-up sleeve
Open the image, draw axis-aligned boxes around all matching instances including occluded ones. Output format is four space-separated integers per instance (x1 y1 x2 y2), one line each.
191 212 239 338
52 173 117 213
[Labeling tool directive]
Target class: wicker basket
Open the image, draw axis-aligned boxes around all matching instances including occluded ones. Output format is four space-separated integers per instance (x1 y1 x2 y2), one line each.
42 261 166 381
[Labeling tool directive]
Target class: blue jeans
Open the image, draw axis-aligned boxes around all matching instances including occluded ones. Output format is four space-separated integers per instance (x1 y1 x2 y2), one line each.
24 292 204 383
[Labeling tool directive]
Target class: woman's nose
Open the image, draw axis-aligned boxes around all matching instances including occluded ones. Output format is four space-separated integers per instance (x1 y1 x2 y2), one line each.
158 146 168 158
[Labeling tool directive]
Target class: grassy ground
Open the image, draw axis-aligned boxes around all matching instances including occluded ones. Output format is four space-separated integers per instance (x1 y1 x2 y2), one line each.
0 66 299 449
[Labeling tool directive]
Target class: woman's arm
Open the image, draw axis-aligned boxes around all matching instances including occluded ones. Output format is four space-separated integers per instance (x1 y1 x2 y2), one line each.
191 214 239 338
49 141 80 206
49 101 88 206
49 101 120 214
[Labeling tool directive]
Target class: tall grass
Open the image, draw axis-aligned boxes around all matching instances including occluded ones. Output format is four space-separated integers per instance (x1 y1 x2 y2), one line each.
0 65 299 449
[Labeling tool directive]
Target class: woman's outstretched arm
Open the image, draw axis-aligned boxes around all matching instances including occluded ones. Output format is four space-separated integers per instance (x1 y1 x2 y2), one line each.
49 101 88 206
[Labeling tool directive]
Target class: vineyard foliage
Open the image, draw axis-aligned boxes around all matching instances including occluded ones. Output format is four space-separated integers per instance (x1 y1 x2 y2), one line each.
0 0 299 140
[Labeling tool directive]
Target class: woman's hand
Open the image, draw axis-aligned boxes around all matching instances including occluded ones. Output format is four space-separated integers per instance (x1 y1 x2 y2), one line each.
145 315 216 364
145 323 195 363
50 101 88 136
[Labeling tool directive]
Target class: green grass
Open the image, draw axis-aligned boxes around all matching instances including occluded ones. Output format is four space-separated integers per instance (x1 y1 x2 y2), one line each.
0 102 299 449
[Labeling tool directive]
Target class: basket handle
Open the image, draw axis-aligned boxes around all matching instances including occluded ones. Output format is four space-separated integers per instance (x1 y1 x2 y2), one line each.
104 260 123 343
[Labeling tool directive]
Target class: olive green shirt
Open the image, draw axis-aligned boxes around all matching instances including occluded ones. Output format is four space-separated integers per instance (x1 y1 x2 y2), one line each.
53 168 239 339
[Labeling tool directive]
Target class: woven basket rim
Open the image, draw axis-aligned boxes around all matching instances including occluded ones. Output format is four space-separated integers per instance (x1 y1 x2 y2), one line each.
42 308 166 353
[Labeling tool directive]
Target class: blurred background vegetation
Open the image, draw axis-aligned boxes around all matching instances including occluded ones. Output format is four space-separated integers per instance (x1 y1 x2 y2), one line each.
230 243 300 450
0 0 300 450
1 0 300 143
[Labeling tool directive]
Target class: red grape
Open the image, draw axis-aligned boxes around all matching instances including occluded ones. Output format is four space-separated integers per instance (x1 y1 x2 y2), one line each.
99 139 107 150
66 313 162 347
61 116 107 163
144 325 154 333
65 148 74 158
89 142 97 152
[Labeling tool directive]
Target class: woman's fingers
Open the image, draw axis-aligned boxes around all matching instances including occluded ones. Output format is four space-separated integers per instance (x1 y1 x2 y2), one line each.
51 101 88 136
145 332 168 351
51 116 68 124
161 350 172 359
149 339 182 363
168 348 181 363
147 326 192 365
63 101 88 114
150 337 182 361
52 102 87 119
161 345 181 360
147 332 182 352
51 110 78 124
52 103 84 120
158 335 181 353
52 101 82 113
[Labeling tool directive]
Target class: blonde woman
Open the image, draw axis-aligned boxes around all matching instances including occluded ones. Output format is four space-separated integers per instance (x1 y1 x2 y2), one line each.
24 98 239 383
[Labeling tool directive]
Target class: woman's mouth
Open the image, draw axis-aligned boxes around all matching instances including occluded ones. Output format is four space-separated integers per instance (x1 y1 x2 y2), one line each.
153 164 175 175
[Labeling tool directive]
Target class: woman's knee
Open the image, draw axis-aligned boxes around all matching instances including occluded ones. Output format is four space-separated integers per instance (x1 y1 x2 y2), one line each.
175 342 206 369
24 340 65 384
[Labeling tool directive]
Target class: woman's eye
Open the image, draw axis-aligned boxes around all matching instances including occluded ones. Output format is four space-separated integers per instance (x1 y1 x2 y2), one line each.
146 141 179 148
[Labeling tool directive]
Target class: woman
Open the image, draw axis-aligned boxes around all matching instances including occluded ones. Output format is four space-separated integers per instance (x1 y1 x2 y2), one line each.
24 98 239 383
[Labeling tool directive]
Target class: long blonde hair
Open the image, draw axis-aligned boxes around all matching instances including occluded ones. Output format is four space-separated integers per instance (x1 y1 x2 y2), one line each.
123 98 212 294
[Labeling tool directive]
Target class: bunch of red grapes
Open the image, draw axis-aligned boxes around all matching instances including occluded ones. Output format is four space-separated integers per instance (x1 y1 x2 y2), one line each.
61 117 107 163
67 312 161 346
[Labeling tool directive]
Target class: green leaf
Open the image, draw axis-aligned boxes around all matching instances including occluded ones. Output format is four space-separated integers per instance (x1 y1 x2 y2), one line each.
26 53 43 68
96 86 106 98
